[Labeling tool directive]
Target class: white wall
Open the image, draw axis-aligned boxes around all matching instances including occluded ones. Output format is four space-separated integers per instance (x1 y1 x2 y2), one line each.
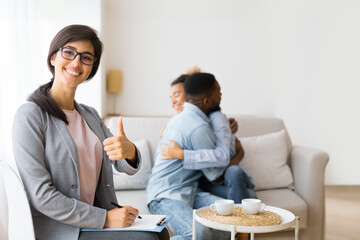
103 0 360 185
33 0 104 114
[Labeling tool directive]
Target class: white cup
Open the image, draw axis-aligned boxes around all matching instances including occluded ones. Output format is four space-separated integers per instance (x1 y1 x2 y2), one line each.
210 199 234 215
241 198 266 215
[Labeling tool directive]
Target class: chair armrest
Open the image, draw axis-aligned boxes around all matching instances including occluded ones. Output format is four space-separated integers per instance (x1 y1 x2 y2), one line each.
290 145 329 239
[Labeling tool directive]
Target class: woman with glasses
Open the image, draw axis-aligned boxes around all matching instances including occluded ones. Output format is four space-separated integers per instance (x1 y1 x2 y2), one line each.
12 24 169 240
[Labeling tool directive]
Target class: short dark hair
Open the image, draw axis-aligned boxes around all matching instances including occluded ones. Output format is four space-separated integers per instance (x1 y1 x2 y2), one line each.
184 72 216 100
47 24 103 80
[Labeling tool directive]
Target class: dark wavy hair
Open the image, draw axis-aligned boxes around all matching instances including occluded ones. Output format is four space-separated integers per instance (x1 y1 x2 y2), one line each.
28 25 103 124
171 74 188 86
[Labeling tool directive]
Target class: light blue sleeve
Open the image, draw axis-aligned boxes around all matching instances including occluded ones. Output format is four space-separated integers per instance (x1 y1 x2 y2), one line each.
183 111 232 173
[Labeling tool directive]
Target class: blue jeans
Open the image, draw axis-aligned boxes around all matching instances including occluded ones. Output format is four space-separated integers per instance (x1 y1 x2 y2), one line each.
148 192 230 240
199 165 256 203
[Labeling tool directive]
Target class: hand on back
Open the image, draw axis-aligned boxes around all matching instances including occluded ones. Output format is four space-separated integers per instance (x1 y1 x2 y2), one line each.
160 140 184 160
228 118 238 134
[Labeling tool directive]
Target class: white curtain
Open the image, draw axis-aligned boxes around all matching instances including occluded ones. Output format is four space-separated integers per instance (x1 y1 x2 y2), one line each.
0 0 43 165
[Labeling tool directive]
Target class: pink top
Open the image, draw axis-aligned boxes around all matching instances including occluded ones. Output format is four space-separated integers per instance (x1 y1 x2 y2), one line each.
63 109 103 205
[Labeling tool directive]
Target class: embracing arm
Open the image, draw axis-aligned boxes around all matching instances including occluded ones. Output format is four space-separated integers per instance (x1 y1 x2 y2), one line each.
160 111 232 169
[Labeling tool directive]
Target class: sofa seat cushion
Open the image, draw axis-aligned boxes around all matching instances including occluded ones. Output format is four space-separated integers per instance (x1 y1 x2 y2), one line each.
115 190 151 214
256 189 307 229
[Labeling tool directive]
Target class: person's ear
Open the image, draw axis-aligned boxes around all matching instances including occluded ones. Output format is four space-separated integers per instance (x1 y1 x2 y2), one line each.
50 54 56 66
202 97 209 107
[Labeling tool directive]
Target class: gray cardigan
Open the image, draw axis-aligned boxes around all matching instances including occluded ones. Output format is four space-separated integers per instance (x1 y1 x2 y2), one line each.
12 102 141 240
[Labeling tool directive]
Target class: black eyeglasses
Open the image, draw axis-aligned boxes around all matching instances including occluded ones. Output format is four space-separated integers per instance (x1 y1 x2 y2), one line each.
59 47 97 66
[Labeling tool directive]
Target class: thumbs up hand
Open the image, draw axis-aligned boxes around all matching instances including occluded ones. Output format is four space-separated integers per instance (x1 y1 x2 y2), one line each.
103 117 136 161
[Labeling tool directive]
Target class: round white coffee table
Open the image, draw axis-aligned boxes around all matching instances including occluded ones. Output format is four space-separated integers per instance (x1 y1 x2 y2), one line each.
192 204 299 240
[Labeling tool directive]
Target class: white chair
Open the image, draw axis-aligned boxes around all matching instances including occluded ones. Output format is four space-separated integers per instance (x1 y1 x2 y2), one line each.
0 160 35 240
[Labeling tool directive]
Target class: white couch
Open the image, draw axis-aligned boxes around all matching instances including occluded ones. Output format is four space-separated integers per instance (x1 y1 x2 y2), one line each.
105 115 329 240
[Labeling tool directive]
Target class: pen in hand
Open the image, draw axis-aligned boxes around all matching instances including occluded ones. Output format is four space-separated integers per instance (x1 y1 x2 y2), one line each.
111 202 142 219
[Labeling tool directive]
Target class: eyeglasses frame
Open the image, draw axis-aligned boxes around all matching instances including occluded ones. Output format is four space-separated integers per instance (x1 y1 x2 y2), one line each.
58 47 97 66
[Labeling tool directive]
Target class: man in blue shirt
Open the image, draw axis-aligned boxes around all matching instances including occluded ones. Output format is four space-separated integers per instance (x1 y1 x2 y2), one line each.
146 73 230 240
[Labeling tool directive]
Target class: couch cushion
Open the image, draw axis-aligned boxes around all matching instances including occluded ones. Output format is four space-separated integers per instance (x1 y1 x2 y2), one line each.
256 188 307 229
230 115 292 153
112 139 152 190
239 130 294 191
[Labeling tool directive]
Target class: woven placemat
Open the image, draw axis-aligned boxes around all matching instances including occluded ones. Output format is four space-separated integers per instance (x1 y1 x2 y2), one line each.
199 207 282 226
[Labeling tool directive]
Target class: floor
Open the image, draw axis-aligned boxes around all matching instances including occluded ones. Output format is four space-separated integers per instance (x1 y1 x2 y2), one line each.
325 185 360 240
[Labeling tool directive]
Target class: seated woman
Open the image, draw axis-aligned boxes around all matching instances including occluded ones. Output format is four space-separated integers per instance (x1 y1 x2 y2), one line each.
12 24 168 240
160 69 256 203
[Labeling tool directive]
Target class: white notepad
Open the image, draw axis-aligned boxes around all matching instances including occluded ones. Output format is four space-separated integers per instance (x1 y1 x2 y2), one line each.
121 214 166 230
81 215 170 233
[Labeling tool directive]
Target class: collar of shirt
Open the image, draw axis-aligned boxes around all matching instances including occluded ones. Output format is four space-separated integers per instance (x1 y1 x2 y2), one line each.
182 102 210 124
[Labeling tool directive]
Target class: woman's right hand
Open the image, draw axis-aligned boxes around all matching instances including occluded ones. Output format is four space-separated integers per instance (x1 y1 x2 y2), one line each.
103 206 139 228
160 140 184 160
103 117 136 162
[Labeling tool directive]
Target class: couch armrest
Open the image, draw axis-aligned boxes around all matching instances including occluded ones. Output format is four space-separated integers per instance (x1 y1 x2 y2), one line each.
290 145 329 240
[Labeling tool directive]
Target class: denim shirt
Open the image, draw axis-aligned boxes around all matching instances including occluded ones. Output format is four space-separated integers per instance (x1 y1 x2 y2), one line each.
146 103 216 206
